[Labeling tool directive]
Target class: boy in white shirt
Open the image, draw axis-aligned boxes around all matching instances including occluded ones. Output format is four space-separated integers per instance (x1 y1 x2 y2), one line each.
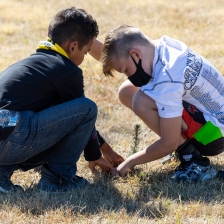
101 25 224 182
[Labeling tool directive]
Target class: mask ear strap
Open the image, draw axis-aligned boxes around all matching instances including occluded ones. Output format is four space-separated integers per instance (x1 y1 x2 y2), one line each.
130 55 138 67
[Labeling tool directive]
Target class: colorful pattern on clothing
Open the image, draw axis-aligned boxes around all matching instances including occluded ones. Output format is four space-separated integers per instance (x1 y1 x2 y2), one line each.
182 101 223 145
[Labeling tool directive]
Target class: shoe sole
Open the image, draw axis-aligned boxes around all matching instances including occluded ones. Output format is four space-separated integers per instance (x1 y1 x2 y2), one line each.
169 168 217 183
0 185 24 194
201 168 217 181
0 186 9 194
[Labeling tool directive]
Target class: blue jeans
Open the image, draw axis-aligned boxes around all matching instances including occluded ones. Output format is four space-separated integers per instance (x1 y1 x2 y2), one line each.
0 97 97 181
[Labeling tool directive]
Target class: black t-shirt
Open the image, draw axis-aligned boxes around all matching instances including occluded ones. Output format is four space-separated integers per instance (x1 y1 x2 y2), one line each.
0 49 84 111
0 49 103 161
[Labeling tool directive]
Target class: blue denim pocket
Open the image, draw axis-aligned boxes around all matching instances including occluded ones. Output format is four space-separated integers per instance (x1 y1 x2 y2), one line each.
0 141 33 165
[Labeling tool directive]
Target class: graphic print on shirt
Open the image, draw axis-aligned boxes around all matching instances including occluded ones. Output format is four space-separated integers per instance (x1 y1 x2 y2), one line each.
184 50 203 90
190 85 224 124
201 67 224 96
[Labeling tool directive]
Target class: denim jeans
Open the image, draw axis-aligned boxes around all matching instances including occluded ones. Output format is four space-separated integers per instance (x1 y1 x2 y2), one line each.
0 97 97 181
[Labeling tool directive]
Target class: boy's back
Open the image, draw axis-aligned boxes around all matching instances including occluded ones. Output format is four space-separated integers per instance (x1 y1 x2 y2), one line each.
0 49 84 112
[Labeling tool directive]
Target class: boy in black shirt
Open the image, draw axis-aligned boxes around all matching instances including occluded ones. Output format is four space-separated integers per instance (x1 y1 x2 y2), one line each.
0 7 124 193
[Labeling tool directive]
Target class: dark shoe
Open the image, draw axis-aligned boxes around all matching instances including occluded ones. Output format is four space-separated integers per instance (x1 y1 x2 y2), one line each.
37 164 88 192
0 166 23 194
169 157 217 183
61 175 88 191
37 164 61 192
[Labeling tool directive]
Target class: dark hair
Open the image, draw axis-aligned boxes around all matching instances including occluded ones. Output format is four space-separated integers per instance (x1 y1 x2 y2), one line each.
48 7 99 50
101 25 149 77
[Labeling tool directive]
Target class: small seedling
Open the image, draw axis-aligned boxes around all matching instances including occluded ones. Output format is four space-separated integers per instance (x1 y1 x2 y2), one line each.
129 124 141 155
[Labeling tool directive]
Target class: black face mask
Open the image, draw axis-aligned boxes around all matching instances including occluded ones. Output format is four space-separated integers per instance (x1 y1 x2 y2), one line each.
128 56 151 87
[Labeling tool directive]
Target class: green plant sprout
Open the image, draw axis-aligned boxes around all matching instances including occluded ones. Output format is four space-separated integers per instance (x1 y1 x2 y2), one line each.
129 124 141 156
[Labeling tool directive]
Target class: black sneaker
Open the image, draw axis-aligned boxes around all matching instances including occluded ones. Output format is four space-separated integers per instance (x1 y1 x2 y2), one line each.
37 164 88 192
169 157 217 183
0 166 23 194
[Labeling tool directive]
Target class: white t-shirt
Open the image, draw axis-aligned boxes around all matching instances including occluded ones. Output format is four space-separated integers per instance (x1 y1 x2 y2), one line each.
141 35 224 134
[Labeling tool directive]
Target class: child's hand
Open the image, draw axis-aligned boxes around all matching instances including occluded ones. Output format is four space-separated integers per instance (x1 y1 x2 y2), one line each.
101 142 124 167
116 159 135 177
88 156 113 173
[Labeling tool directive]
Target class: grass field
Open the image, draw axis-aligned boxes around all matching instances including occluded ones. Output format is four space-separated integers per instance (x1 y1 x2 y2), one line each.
0 0 224 223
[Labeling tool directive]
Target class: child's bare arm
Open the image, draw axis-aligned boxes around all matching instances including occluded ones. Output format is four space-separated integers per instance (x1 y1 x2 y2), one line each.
116 116 182 176
89 38 103 61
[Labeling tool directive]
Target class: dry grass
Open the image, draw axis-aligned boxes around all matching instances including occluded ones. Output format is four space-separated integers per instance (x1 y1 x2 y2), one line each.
0 0 224 223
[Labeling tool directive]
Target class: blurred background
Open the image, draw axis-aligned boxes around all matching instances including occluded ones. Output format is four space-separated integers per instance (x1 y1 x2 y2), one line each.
0 0 224 223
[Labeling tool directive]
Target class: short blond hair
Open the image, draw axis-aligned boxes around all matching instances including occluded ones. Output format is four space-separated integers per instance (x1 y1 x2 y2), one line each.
101 25 149 77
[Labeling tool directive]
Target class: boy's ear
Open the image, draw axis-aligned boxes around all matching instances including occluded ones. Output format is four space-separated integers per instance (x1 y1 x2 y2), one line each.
129 49 142 59
68 41 79 53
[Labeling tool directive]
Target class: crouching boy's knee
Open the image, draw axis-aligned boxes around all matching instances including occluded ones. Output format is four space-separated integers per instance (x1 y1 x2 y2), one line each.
73 97 98 121
118 80 139 110
84 98 98 119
